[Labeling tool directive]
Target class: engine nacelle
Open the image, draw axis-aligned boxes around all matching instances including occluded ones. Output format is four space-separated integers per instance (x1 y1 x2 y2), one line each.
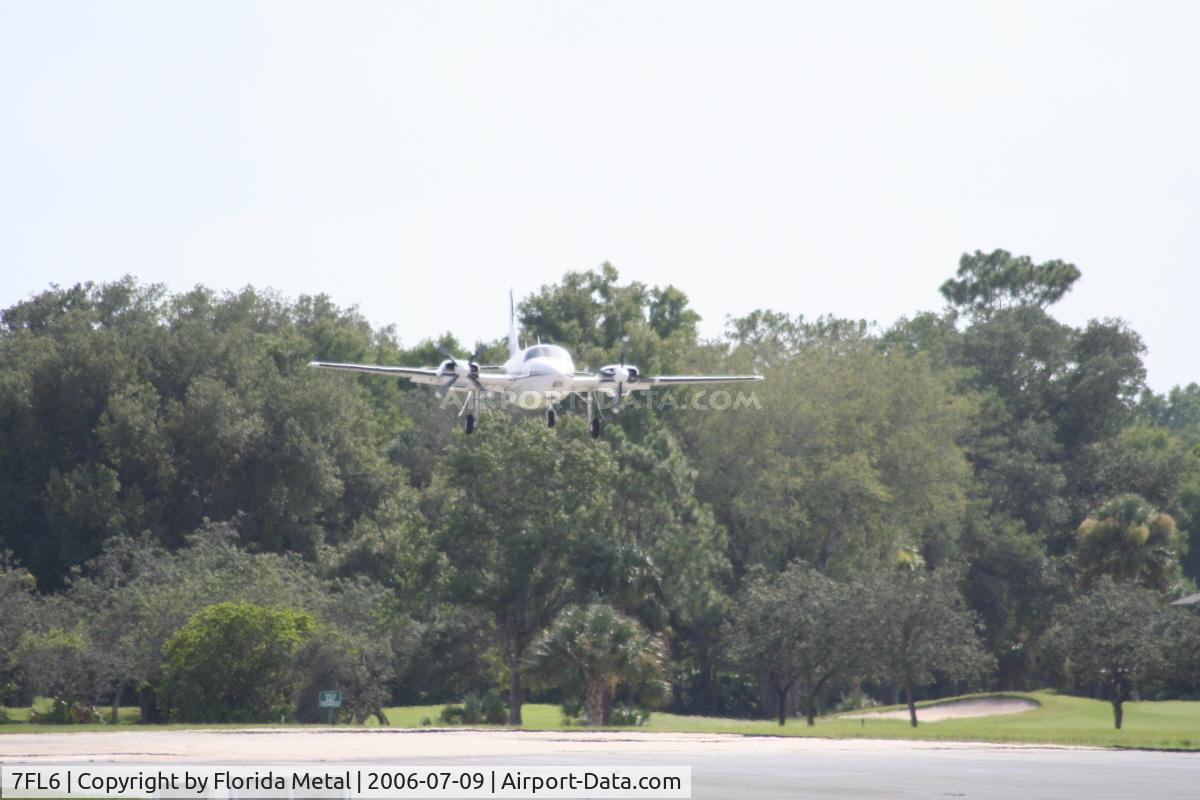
598 364 639 384
440 358 480 377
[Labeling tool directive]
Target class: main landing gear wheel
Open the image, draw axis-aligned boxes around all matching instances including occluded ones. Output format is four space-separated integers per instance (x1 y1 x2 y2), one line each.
547 408 556 428
591 417 601 438
465 414 475 434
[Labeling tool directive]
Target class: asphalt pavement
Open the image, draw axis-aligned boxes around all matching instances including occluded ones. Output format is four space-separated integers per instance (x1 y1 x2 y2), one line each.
2 729 1196 800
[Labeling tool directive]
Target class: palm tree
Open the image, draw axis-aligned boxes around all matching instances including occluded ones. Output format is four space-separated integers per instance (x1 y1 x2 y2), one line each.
527 604 668 726
1076 494 1180 592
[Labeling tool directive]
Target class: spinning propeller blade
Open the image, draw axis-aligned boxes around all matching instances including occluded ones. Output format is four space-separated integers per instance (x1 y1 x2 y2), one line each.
436 346 485 397
436 375 458 398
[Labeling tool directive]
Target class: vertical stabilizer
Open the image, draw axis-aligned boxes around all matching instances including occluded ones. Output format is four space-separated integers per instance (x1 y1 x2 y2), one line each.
508 288 520 357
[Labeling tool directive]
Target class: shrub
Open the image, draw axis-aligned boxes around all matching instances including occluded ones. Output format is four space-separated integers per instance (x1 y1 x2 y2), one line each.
560 699 584 725
462 692 484 723
608 703 650 727
160 602 317 723
478 692 508 724
441 692 507 725
27 697 105 724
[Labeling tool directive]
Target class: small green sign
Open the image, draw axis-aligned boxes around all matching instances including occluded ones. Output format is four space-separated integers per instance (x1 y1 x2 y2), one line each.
318 690 342 708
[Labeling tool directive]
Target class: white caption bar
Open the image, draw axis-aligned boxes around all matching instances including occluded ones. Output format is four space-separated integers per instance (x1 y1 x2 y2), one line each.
0 765 691 799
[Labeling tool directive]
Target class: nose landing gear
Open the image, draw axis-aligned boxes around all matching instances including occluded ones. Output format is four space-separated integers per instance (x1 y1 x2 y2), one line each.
547 408 556 428
465 414 475 434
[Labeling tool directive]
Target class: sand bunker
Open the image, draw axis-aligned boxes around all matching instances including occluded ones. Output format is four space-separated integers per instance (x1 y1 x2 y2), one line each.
843 696 1039 722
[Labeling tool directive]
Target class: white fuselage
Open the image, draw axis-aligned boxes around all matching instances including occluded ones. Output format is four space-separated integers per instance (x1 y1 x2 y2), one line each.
498 344 577 408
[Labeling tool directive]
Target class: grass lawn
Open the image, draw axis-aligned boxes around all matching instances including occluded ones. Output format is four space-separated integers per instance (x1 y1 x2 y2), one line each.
3 692 1198 750
646 692 1200 750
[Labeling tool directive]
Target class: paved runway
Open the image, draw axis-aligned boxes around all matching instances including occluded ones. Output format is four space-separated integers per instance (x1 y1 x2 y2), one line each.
2 729 1197 799
486 747 1199 799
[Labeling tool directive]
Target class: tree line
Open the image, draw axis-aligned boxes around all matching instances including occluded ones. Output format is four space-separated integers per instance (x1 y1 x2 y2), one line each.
1 253 1198 729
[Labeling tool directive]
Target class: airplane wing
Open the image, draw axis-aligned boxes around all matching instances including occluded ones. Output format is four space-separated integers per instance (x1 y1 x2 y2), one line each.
574 373 763 393
309 361 443 385
308 361 514 391
635 374 764 386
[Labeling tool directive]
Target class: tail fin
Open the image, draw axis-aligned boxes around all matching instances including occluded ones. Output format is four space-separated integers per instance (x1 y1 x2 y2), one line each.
508 288 520 357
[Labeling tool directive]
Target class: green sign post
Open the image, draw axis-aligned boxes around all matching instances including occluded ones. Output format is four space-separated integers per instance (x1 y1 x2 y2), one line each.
318 690 342 725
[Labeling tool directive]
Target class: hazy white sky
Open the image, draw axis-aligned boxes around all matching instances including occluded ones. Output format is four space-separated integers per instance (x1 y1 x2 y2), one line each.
1 1 1196 389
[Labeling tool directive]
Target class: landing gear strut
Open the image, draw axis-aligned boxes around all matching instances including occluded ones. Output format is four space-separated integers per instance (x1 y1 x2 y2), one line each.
462 390 480 434
585 392 602 438
547 408 556 428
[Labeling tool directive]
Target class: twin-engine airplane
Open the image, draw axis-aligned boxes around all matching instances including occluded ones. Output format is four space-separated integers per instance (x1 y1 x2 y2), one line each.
309 293 763 437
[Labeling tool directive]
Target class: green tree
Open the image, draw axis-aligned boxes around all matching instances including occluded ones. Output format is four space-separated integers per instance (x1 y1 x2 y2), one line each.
607 428 730 710
13 624 96 709
519 264 699 378
1070 425 1199 518
0 556 38 704
1133 389 1200 582
867 568 994 727
63 524 415 724
1140 383 1200 440
726 565 868 726
394 605 496 705
527 604 668 726
161 602 317 723
726 311 874 366
914 252 1151 690
301 577 422 725
939 249 1081 318
293 627 407 725
1161 606 1200 698
683 336 972 576
1076 494 1181 592
67 526 322 721
958 508 1066 689
1042 579 1167 729
954 307 1145 545
0 279 409 585
429 416 618 724
926 252 1148 554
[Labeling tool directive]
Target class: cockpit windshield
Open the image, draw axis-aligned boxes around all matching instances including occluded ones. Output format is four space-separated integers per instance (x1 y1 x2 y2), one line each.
523 345 568 362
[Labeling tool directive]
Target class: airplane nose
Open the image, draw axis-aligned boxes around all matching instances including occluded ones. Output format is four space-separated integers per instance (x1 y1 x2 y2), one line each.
527 360 569 391
528 362 566 378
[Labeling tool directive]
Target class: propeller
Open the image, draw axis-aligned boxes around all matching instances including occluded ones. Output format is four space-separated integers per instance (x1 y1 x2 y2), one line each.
435 346 486 397
596 336 638 413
